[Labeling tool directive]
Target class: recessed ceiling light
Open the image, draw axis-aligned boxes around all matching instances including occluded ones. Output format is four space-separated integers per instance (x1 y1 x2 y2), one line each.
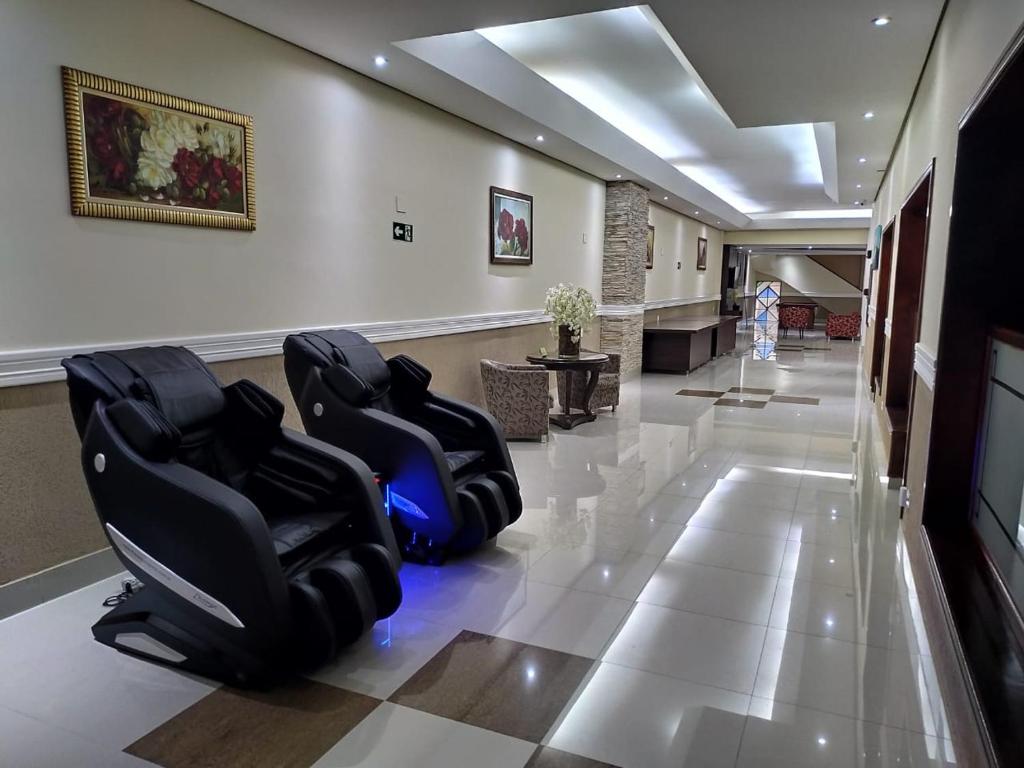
858 157 867 164
856 183 863 189
615 173 622 179
716 220 721 225
373 54 388 67
694 210 700 215
872 16 891 27
663 196 668 201
807 246 813 250
535 134 545 142
863 111 875 120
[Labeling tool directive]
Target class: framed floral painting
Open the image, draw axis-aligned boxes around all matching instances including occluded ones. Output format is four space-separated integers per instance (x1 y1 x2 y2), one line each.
61 67 255 230
490 187 532 265
697 236 708 271
646 225 655 269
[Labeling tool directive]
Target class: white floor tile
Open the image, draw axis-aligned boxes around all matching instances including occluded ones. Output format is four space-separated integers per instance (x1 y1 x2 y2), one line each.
310 615 462 698
546 662 749 768
527 546 662 600
780 540 856 589
637 559 778 625
602 603 767 693
312 703 535 768
667 526 788 576
686 499 795 539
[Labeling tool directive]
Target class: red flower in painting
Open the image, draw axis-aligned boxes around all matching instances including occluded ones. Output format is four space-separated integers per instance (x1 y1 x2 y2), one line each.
90 128 119 164
172 148 204 192
498 208 515 242
514 217 529 253
223 164 243 196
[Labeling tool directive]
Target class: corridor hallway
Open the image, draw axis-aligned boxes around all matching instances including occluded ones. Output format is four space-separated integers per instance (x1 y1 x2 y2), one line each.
0 331 956 767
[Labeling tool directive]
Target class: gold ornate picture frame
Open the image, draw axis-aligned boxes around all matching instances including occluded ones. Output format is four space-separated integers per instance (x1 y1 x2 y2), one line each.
61 66 255 230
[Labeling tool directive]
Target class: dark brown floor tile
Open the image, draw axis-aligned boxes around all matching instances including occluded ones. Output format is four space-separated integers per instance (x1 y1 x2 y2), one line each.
770 395 820 405
714 398 768 409
526 745 621 768
389 630 594 743
126 678 380 768
728 386 775 395
676 388 726 398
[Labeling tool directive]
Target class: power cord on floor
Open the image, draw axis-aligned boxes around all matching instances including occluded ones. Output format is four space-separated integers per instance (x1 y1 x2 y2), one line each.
102 577 143 607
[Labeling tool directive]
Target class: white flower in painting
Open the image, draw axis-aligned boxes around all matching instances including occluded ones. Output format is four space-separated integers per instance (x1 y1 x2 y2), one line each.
138 111 200 167
135 150 176 190
199 124 241 165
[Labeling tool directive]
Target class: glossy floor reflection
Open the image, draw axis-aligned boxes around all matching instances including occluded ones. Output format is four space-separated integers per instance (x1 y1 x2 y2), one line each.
0 331 957 767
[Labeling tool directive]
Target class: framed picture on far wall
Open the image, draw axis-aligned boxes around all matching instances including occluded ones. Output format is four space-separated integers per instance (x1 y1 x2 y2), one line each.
697 236 708 271
61 66 255 230
646 225 655 269
490 186 533 265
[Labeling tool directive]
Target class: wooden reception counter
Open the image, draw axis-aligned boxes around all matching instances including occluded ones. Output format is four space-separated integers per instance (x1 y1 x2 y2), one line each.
642 315 741 373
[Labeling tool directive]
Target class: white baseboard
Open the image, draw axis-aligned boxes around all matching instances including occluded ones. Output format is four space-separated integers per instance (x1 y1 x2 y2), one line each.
914 343 937 390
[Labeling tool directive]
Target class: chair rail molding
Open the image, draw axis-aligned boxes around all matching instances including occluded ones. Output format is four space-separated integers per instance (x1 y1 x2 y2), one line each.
0 309 551 388
914 343 937 390
643 294 721 311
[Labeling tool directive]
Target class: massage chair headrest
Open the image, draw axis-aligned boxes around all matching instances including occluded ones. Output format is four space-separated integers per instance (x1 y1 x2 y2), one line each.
62 345 226 438
284 330 432 407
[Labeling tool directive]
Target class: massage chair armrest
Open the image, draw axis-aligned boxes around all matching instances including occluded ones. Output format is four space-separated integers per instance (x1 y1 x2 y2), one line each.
426 393 518 484
279 429 400 565
298 368 461 543
82 406 291 645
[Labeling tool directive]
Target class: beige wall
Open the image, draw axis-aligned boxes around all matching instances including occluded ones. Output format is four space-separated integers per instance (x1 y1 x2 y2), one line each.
869 0 1024 354
645 203 724 305
0 0 612 584
0 0 605 356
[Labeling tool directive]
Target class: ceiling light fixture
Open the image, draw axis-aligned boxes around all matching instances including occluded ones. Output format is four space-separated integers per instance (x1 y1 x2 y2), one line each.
872 16 891 27
615 173 622 179
535 134 545 142
863 111 875 120
663 196 669 200
373 54 388 67
694 210 700 215
858 157 867 164
856 183 863 189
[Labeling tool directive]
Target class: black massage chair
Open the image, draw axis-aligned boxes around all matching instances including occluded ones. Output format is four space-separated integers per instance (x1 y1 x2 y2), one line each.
62 346 402 686
283 330 523 563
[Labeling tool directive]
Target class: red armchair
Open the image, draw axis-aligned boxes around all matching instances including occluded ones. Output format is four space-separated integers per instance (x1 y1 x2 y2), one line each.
826 312 861 340
779 305 816 338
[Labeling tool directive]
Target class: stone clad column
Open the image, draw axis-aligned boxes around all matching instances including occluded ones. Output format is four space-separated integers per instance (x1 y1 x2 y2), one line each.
600 181 649 375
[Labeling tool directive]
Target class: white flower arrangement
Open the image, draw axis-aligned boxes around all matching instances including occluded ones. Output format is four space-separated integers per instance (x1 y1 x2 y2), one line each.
545 283 597 342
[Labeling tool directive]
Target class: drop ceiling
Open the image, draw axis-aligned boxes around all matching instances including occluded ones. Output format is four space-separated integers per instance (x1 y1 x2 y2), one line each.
197 0 944 229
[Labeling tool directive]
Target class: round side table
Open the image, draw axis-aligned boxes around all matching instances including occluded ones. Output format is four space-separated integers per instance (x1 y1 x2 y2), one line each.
526 352 609 430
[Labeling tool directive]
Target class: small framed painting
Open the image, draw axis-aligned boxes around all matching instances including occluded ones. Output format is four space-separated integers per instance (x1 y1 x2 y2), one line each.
490 186 533 265
646 225 655 269
61 66 255 230
697 236 708 271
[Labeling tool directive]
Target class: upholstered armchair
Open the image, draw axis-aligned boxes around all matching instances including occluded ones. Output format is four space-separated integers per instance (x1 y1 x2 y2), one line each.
480 360 551 441
557 351 620 414
826 312 862 340
779 305 816 338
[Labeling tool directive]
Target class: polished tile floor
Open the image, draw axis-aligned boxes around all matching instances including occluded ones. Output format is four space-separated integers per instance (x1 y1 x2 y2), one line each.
0 330 958 767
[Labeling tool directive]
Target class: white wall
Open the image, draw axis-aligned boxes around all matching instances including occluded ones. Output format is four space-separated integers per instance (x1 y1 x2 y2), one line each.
645 203 723 304
870 0 1024 353
0 0 605 353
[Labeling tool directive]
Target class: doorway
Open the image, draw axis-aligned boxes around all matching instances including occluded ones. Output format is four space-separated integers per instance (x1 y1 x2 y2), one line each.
869 222 895 394
882 162 934 478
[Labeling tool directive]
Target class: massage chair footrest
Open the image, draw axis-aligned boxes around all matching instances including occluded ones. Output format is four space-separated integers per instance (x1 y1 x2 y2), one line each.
288 543 402 670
